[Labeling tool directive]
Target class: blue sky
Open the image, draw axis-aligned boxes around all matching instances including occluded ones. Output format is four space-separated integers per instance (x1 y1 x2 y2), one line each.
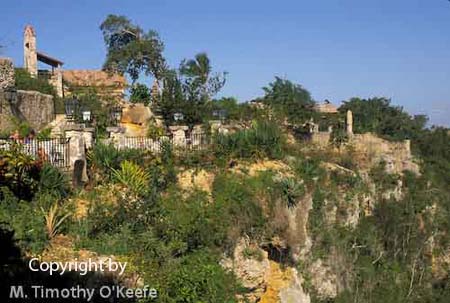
1 0 449 126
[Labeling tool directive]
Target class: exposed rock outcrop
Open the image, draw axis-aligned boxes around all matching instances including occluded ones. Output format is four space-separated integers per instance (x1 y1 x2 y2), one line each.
0 58 15 89
221 238 270 302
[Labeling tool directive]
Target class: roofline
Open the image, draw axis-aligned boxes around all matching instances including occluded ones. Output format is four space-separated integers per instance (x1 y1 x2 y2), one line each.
36 51 64 66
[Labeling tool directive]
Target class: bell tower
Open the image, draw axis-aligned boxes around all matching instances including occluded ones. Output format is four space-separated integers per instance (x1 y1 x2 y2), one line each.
24 25 37 77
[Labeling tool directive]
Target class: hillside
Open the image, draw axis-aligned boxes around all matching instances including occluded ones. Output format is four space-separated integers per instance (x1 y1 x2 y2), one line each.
1 117 449 303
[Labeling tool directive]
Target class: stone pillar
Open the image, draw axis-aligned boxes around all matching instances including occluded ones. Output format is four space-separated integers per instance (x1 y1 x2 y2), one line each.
169 125 188 147
404 139 411 157
55 65 63 97
106 126 125 147
82 128 95 150
24 25 37 77
65 130 88 183
346 110 353 135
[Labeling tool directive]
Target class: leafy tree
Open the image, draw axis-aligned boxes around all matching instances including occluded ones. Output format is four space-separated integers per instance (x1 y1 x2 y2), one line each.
207 97 257 121
261 77 315 124
157 69 186 126
180 52 227 103
129 83 151 105
100 14 166 86
415 126 450 187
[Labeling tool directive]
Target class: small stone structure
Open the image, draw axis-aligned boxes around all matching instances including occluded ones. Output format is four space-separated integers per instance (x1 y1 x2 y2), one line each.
314 100 338 113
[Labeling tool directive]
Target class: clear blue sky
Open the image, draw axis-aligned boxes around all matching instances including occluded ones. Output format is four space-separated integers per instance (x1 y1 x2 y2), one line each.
1 0 449 126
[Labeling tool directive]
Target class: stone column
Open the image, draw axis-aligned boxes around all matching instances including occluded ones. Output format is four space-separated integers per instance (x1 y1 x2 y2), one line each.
106 126 125 148
55 65 63 97
24 25 38 77
346 110 353 135
169 126 188 147
65 130 88 184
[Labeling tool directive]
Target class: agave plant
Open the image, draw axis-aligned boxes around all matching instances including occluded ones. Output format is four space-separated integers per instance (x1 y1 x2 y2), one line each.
279 177 305 209
41 203 71 239
38 164 69 197
111 160 150 196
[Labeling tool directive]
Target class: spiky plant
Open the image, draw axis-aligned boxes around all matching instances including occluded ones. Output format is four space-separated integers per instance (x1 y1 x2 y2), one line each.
279 177 305 209
41 203 70 239
111 160 150 196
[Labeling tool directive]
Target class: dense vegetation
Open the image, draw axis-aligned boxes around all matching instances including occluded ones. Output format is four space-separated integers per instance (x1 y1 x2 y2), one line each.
14 68 57 96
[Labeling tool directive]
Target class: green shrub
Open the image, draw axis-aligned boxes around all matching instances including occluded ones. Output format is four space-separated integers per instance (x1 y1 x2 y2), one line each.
156 189 221 253
242 246 264 261
130 83 151 105
212 174 266 247
0 188 47 253
37 128 52 140
293 157 326 187
87 143 145 179
38 164 70 197
147 123 165 139
158 250 240 303
213 119 285 160
0 142 41 200
111 160 151 196
14 68 56 96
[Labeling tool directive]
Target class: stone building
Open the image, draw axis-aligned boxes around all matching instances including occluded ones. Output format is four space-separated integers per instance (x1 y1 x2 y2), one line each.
314 100 338 114
62 70 127 101
23 25 126 101
24 25 64 97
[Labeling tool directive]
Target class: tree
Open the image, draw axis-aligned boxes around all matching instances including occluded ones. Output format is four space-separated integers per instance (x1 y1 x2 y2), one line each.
129 83 151 105
261 77 315 124
157 69 186 126
100 14 166 86
180 52 226 103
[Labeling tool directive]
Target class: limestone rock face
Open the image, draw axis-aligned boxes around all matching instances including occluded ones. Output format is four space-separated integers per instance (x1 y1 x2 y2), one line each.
222 238 270 302
120 103 155 137
0 90 54 131
0 58 15 89
177 169 214 194
279 269 311 303
309 259 337 299
285 194 313 262
223 237 311 303
121 103 153 125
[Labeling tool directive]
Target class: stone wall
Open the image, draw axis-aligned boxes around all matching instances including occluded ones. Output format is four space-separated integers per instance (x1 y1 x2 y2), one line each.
0 90 54 131
351 133 419 174
311 132 331 147
0 58 15 89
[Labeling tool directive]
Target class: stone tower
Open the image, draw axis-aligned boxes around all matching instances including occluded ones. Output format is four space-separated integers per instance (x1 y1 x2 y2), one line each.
346 110 353 135
24 25 37 77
